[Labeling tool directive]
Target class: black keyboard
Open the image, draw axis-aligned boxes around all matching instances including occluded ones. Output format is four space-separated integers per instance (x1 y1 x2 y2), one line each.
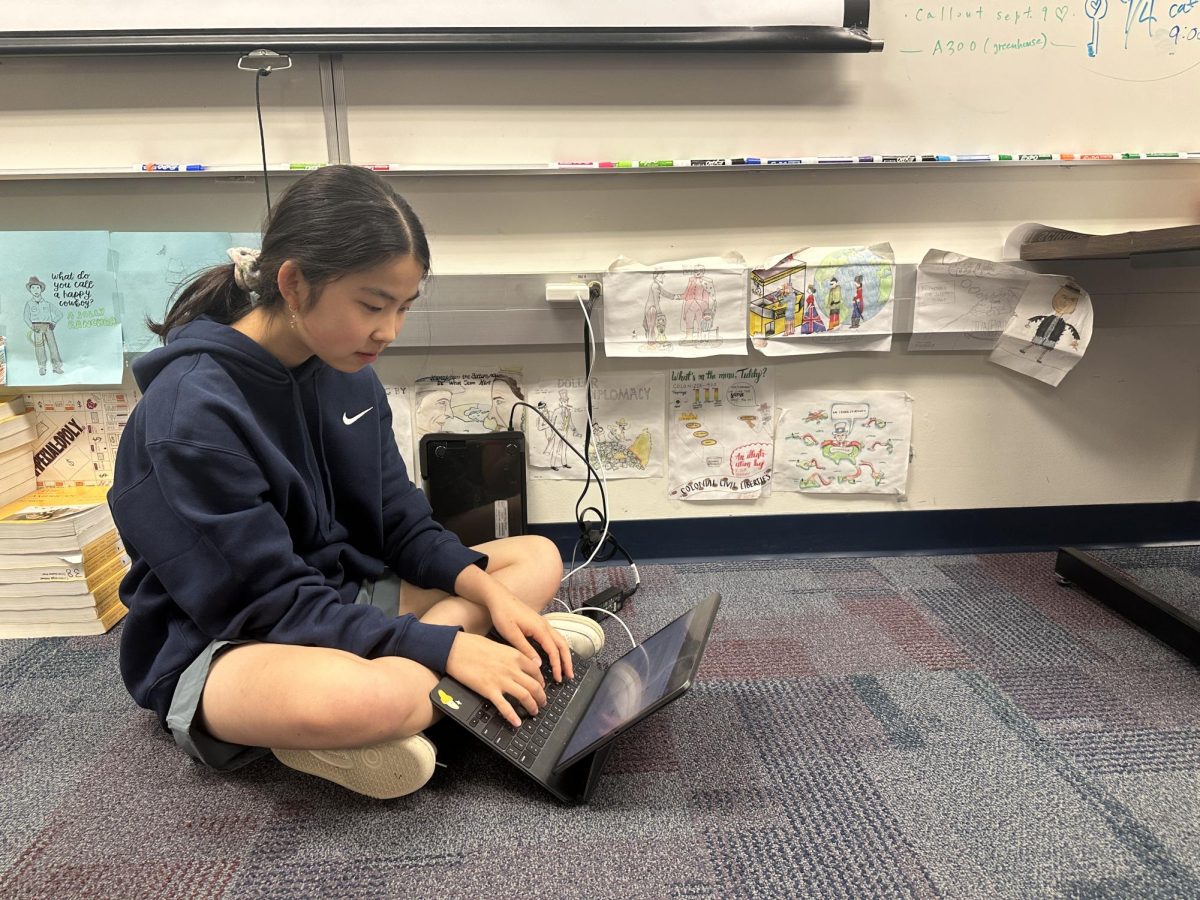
467 652 586 768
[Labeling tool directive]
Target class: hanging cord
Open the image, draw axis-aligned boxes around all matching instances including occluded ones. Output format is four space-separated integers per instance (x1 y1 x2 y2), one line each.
254 69 272 211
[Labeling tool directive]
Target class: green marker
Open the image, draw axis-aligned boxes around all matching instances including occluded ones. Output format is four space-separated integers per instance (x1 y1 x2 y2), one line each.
1120 153 1143 159
637 160 674 167
998 154 1014 161
289 162 323 170
615 160 634 168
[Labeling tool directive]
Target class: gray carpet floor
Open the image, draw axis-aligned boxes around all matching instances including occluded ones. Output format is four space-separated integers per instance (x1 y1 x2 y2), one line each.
2 550 1199 898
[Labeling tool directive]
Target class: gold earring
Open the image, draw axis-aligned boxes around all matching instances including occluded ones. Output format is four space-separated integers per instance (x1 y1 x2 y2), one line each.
289 308 297 329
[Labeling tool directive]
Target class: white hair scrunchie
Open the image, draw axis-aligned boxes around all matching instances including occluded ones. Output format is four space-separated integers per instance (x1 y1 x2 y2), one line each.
226 247 263 295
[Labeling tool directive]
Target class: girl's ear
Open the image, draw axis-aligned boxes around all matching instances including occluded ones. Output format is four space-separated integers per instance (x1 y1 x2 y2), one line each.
277 260 308 309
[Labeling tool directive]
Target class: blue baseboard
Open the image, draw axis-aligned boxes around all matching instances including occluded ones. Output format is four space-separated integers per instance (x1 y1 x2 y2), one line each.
530 502 1200 562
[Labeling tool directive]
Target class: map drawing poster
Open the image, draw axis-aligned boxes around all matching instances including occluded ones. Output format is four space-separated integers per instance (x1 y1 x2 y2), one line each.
750 244 895 356
910 249 1036 352
667 365 773 501
774 390 913 495
603 254 748 358
110 232 234 353
0 231 124 386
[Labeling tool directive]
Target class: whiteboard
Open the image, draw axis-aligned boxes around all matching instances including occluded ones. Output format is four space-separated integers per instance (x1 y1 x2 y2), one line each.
0 1 879 53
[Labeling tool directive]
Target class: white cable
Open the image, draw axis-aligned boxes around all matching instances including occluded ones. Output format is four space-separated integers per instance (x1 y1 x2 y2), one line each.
571 606 637 649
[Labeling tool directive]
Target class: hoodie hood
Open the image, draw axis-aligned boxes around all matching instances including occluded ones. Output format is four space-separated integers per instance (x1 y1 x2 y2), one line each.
132 315 321 393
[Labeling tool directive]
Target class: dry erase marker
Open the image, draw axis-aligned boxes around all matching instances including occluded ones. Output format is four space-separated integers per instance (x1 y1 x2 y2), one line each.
615 160 634 168
361 164 391 171
1144 152 1182 158
765 158 817 165
857 155 882 163
637 160 674 167
817 156 856 164
557 161 598 168
689 158 730 166
289 162 323 170
882 154 919 163
952 154 996 162
731 157 761 165
1078 153 1115 160
1018 154 1059 161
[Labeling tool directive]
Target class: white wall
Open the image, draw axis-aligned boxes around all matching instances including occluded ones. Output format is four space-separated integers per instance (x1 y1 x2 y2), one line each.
2 2 1198 524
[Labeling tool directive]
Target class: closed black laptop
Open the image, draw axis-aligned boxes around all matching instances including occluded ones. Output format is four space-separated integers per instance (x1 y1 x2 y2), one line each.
430 592 721 804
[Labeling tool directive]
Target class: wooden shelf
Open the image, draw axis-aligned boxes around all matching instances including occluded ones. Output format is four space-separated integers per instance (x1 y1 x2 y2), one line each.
1020 224 1200 261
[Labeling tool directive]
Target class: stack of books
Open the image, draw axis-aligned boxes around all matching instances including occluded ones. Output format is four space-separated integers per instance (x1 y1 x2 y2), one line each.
0 395 38 507
0 484 129 638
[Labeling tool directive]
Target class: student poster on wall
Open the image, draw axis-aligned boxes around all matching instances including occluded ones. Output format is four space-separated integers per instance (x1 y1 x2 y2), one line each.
0 232 124 386
525 373 664 480
774 390 913 495
603 255 748 358
109 232 237 353
667 365 774 501
749 244 894 355
383 384 416 474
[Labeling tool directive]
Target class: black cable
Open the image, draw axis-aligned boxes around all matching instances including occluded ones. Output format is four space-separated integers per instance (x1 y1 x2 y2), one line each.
254 70 272 211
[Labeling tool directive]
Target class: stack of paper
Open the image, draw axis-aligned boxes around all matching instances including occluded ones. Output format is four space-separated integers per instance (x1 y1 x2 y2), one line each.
0 396 38 507
0 485 129 639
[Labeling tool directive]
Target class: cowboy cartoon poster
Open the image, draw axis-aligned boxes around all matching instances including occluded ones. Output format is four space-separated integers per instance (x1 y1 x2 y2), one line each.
750 244 894 356
0 232 124 386
774 390 913 495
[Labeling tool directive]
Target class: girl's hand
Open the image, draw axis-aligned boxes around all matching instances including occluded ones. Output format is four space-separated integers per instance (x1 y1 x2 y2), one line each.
485 594 573 685
445 632 546 728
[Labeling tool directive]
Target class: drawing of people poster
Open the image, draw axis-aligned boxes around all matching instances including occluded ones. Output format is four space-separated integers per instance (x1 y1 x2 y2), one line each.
412 371 526 437
909 249 1034 351
526 374 664 480
602 254 748 358
989 277 1093 387
383 384 416 474
775 390 913 495
668 366 773 501
110 232 234 353
0 231 124 385
750 244 894 356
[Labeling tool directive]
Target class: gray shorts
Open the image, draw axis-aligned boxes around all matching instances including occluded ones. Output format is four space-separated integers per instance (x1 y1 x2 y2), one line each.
164 574 407 771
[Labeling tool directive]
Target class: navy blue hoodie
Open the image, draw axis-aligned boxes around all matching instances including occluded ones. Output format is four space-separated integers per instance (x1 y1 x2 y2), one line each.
110 317 485 727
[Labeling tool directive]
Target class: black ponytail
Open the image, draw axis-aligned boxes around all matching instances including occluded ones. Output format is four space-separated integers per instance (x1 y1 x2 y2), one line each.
149 165 432 342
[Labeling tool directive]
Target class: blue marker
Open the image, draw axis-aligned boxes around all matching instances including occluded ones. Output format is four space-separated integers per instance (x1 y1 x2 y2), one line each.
765 158 817 165
731 157 761 165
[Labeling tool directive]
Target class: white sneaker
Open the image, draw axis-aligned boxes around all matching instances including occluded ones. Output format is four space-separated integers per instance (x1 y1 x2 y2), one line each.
543 612 606 660
272 732 437 799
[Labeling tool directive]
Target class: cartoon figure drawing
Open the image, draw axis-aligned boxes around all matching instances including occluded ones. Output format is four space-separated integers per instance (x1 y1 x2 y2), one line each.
484 375 525 431
643 272 678 346
826 277 844 330
850 274 865 328
800 284 826 335
1019 282 1083 363
536 389 581 469
23 276 64 376
680 264 715 341
414 388 454 433
779 281 798 336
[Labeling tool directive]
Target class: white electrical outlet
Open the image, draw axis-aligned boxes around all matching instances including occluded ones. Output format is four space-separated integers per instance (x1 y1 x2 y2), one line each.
545 282 589 303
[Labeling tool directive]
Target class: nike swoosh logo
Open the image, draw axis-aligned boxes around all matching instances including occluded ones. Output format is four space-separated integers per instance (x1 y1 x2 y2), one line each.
342 407 373 425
